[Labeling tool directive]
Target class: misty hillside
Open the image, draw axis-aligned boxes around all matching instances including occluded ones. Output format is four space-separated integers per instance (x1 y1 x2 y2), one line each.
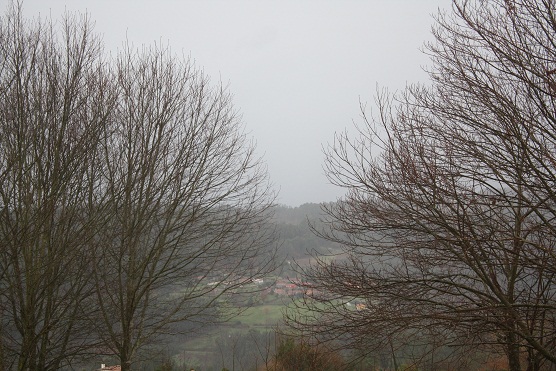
272 203 341 262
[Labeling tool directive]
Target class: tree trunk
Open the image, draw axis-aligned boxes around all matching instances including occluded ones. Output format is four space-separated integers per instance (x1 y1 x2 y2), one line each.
507 331 522 371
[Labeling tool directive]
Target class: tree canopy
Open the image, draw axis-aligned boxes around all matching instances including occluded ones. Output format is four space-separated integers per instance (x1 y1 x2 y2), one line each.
287 1 556 370
0 3 277 370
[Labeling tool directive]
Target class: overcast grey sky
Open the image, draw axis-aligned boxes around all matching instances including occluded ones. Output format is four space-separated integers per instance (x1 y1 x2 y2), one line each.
21 0 450 206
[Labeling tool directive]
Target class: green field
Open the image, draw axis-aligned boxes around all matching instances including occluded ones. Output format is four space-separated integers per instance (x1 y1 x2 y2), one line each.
237 303 284 327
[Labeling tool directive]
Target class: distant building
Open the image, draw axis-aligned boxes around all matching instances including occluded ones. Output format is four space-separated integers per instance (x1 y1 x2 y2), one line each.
355 303 367 311
98 364 121 371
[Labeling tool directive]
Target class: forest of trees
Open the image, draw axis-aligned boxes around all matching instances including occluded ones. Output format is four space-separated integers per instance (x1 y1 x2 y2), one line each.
0 3 277 370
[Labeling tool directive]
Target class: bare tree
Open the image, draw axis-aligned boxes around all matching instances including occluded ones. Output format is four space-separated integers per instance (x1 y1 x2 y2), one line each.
286 1 556 371
0 3 114 370
90 43 277 371
0 3 277 370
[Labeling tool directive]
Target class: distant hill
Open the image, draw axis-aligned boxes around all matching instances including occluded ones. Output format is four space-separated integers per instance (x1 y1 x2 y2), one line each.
273 203 327 225
272 203 340 263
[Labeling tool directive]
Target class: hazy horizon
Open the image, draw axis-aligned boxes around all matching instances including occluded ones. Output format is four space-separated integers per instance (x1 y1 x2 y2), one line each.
21 0 450 206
